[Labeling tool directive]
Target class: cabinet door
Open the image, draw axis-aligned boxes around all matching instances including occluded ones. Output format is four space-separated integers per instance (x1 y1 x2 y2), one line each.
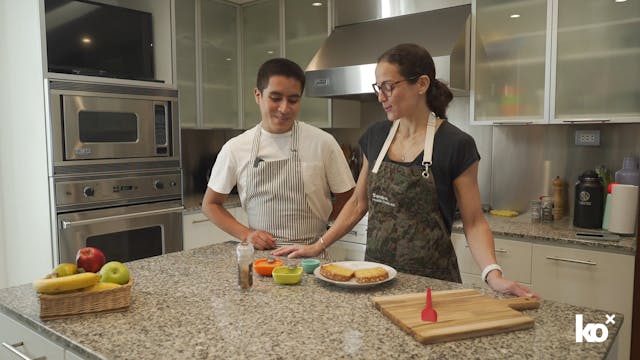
531 244 634 360
472 0 551 124
451 233 532 285
0 313 65 360
201 0 239 128
175 0 197 128
242 0 280 129
284 0 330 128
552 0 640 123
183 212 232 249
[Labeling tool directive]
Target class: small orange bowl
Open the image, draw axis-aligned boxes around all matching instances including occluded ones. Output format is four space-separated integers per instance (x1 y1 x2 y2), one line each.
254 258 284 277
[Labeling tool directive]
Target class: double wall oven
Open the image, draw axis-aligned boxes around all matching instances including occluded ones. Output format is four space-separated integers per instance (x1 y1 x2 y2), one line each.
48 80 183 264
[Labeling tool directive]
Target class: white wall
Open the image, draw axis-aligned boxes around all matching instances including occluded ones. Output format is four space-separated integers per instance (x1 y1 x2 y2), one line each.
0 0 54 286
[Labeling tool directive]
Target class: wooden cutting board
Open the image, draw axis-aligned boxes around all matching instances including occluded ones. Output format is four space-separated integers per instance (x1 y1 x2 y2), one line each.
372 288 539 344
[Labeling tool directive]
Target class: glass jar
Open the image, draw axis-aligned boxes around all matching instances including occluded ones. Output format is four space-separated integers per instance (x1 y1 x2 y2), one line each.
530 200 542 223
541 196 554 222
236 241 254 289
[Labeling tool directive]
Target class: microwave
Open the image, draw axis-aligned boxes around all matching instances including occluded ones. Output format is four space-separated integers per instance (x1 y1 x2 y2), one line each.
48 80 180 174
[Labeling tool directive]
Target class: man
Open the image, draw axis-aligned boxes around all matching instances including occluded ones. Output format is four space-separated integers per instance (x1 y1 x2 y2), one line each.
202 58 355 250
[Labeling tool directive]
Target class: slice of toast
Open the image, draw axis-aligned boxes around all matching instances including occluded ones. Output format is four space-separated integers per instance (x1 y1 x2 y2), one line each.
319 264 354 282
354 267 389 284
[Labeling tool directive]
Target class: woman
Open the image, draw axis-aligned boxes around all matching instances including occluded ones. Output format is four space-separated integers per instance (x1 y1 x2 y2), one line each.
274 44 534 297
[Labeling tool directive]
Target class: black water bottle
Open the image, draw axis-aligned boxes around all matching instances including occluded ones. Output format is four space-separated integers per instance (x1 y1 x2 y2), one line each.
573 170 604 229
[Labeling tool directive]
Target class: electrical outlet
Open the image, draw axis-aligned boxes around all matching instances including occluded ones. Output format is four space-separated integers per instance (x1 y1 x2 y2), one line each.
575 130 600 146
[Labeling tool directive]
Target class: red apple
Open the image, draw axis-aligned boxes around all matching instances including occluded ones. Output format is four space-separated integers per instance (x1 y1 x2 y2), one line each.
75 247 106 273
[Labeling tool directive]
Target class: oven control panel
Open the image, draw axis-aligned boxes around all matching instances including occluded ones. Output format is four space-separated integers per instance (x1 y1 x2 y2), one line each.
55 172 182 210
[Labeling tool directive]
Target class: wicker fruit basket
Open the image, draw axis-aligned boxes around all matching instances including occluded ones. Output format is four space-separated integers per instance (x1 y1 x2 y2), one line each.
38 279 133 320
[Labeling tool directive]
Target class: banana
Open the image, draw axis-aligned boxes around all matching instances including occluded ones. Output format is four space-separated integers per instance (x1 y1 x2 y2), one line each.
81 282 122 292
33 272 101 294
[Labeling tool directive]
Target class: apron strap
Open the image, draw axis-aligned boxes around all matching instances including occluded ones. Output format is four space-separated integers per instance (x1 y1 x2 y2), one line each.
372 113 436 177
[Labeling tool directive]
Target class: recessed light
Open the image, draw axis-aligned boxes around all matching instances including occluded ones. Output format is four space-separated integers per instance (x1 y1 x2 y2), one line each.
311 2 323 6
615 0 627 3
267 50 274 54
81 36 92 44
510 14 521 18
225 58 232 61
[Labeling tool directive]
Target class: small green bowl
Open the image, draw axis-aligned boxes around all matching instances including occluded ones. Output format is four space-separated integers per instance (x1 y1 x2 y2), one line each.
272 266 303 285
301 258 321 274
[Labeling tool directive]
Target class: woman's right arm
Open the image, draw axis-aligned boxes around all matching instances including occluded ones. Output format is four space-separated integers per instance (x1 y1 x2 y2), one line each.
272 156 371 258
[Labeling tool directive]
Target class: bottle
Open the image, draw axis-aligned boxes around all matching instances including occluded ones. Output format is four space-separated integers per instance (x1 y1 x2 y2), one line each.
602 182 616 230
236 241 254 289
614 156 640 186
530 199 542 223
552 176 567 220
573 170 604 229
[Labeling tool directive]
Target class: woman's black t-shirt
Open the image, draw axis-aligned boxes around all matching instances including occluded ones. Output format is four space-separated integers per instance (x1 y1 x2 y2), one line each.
359 120 481 233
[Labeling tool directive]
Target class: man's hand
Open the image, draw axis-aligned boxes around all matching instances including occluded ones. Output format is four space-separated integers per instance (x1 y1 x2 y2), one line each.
246 230 276 250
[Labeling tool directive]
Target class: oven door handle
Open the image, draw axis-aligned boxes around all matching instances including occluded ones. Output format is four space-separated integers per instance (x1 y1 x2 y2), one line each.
61 206 184 229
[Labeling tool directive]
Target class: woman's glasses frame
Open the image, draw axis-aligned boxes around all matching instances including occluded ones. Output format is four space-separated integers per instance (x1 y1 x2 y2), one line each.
371 75 421 97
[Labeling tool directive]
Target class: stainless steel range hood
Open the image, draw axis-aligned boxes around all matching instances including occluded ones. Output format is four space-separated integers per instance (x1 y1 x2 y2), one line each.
305 3 471 100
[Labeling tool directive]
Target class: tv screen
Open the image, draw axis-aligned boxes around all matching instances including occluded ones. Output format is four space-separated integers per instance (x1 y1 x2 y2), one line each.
45 0 156 82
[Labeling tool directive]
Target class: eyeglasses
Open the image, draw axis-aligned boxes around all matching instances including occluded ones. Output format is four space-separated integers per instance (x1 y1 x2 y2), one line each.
371 75 420 97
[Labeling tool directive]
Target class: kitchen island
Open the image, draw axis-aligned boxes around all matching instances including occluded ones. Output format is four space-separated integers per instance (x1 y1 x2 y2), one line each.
0 243 622 359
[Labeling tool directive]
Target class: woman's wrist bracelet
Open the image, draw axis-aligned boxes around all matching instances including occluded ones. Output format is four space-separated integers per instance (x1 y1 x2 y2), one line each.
481 264 503 284
317 236 326 250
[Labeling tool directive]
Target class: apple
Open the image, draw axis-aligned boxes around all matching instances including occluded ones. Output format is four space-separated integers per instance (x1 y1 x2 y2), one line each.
75 247 106 273
99 261 130 285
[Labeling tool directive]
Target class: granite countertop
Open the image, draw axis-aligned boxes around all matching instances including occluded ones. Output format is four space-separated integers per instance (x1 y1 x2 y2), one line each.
453 212 637 255
0 243 622 359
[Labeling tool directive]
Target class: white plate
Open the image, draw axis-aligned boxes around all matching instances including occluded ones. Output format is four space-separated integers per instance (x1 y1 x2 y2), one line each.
313 261 397 288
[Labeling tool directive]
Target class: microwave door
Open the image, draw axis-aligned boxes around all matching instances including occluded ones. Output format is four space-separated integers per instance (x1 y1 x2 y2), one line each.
62 96 157 160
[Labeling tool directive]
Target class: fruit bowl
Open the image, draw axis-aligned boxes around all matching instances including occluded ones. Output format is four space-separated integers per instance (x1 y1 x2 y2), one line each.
254 258 284 277
38 278 133 320
272 266 303 285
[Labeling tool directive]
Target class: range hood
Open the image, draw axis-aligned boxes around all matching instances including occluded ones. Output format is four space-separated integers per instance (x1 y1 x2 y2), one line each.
305 4 471 100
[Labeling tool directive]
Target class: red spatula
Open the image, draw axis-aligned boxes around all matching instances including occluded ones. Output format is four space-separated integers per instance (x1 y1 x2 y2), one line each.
421 287 438 322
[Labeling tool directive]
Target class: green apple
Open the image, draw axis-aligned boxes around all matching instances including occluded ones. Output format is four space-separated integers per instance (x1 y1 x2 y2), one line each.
99 261 130 285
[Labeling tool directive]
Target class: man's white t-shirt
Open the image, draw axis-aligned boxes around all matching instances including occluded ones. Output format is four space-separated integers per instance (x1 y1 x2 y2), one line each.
208 122 355 221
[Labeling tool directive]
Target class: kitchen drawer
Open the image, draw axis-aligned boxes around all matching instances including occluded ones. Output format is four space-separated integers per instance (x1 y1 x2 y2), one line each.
183 212 233 250
1 312 64 360
66 350 87 360
531 243 634 360
460 273 531 290
451 233 532 284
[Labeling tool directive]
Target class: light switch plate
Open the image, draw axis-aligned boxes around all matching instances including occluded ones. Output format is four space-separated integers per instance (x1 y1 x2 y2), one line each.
575 130 600 146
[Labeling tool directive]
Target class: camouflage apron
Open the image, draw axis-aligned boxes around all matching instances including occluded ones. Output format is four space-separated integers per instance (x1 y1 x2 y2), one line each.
245 121 327 248
365 114 461 282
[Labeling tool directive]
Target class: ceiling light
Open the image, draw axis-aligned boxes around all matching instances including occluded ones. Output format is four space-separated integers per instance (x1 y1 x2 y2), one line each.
225 58 232 61
510 14 521 18
615 0 627 3
267 50 274 54
311 2 323 6
81 36 92 44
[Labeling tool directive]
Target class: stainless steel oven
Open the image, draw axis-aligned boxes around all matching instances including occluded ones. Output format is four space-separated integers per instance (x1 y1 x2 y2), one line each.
48 80 180 175
55 170 183 264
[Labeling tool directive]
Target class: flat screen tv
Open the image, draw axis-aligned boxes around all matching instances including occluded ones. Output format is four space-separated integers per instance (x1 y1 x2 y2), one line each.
45 0 157 82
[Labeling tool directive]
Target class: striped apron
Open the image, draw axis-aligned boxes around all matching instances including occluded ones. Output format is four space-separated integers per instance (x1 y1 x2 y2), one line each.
245 121 327 247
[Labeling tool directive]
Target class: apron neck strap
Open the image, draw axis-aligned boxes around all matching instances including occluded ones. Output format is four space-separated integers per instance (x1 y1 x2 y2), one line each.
372 113 436 175
250 121 299 166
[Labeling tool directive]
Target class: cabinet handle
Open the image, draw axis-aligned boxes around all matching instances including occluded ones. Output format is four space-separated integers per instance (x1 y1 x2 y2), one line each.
192 218 209 224
1 341 46 360
491 121 533 125
465 245 507 254
545 255 596 266
347 230 358 236
560 118 610 123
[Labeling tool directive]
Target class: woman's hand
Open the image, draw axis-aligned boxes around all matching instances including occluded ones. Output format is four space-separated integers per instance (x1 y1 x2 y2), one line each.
487 272 540 298
272 243 322 258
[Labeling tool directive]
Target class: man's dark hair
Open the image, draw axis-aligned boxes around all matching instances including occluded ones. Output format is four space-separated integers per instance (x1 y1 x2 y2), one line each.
256 58 305 94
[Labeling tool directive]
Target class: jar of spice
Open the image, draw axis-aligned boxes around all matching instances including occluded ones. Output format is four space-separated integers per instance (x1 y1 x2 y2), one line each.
236 241 254 289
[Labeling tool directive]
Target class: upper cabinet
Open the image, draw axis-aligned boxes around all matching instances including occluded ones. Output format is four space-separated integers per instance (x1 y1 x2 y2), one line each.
242 0 281 129
44 0 175 88
551 0 640 124
472 0 640 125
176 0 239 129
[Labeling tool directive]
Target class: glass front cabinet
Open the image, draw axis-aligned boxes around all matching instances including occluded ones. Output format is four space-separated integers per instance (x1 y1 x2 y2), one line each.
472 0 640 124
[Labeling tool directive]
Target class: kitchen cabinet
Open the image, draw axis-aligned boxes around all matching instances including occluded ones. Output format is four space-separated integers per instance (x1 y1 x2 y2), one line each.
0 312 65 360
176 0 240 129
531 243 633 360
472 0 640 124
325 217 367 261
451 233 532 288
451 232 633 360
183 207 246 250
